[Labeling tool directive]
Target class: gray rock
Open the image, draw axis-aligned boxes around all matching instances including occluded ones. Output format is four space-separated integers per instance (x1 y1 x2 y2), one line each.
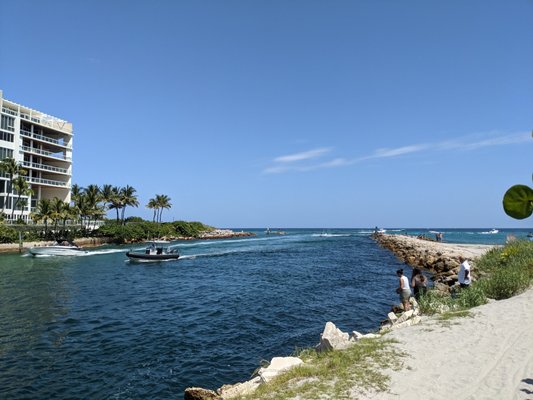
218 377 261 399
184 387 222 400
258 356 303 383
316 321 352 352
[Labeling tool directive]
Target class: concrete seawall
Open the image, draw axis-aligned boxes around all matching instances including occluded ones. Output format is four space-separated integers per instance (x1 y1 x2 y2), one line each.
373 233 496 289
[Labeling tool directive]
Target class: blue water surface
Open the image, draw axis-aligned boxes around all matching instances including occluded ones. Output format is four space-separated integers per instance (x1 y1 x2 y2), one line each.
0 228 529 399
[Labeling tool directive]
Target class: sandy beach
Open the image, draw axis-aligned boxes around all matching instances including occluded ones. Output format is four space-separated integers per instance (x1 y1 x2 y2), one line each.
363 236 532 400
363 287 533 400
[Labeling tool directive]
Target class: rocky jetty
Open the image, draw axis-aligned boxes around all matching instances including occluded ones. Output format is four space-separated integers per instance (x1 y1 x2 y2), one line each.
373 233 496 289
197 229 255 240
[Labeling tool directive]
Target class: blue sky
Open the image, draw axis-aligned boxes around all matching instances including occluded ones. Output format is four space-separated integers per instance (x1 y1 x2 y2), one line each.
1 0 531 228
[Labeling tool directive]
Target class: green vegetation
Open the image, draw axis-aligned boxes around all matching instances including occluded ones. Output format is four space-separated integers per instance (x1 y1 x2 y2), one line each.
0 174 215 243
418 240 533 315
96 220 213 243
475 240 533 300
235 338 405 400
503 184 533 219
0 157 27 217
146 194 172 222
0 224 18 243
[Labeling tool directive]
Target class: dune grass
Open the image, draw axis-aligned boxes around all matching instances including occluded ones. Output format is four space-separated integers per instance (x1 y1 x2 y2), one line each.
234 338 405 400
418 240 533 315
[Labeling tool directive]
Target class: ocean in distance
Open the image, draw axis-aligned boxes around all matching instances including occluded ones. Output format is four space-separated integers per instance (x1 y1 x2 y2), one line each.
0 228 530 399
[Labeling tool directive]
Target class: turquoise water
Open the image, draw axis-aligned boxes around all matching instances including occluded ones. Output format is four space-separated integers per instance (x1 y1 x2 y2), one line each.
387 228 531 245
0 228 529 399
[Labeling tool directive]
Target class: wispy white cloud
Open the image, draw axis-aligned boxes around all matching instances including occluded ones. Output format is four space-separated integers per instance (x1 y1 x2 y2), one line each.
263 131 531 174
437 132 531 151
273 147 332 163
263 165 291 174
360 144 429 160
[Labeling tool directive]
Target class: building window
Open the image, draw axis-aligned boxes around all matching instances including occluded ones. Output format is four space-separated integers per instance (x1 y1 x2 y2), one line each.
0 147 14 160
0 130 14 142
1 115 15 132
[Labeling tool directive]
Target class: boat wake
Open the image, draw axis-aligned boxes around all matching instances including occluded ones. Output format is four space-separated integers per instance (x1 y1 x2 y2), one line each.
27 248 126 257
83 249 126 256
311 233 351 237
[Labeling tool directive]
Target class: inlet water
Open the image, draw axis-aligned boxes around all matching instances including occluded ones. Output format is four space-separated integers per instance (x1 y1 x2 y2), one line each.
0 229 527 399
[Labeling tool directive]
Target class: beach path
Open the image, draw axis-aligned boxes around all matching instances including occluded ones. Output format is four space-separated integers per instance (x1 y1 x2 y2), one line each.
365 288 533 400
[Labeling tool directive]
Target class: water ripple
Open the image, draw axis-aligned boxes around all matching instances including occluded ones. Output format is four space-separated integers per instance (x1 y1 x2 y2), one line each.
0 229 416 399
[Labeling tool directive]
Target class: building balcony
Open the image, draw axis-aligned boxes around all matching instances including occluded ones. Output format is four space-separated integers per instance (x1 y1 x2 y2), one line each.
24 176 70 188
22 161 69 175
2 107 18 116
20 145 71 162
20 112 72 135
20 129 71 149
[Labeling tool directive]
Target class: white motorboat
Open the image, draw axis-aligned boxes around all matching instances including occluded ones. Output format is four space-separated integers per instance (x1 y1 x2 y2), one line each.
29 240 88 256
489 229 499 234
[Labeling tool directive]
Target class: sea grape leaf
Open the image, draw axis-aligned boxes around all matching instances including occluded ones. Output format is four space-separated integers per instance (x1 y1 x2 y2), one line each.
503 185 533 219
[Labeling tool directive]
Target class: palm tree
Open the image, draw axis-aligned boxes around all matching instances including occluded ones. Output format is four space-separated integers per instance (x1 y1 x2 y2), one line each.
70 183 83 205
84 185 102 229
119 185 139 224
108 186 123 222
11 176 33 221
155 194 172 222
0 158 27 218
74 195 90 228
31 199 53 236
100 184 114 211
50 197 66 235
146 197 158 222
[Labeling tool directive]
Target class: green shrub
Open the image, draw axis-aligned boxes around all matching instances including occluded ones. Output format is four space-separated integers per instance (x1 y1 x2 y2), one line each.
418 290 455 315
0 224 18 243
172 221 213 238
477 265 531 300
455 284 487 308
475 240 533 300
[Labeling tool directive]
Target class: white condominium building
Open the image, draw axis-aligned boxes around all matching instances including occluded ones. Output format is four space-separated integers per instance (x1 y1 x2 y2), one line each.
0 90 73 222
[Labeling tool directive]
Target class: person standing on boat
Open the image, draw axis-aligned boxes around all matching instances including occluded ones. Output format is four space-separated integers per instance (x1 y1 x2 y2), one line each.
396 269 411 311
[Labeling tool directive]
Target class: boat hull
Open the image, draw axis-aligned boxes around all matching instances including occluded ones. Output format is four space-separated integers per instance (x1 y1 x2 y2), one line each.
126 252 180 262
29 246 88 256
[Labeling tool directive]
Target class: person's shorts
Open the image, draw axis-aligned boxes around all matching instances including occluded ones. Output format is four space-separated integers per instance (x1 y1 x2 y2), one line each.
400 289 411 301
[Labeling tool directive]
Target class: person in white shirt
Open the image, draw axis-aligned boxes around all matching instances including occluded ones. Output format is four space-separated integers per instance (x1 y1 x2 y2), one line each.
396 269 411 311
458 256 471 288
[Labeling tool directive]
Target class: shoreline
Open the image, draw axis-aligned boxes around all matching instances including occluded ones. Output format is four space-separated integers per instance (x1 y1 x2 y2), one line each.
0 229 256 254
184 234 507 399
0 237 114 254
373 233 497 289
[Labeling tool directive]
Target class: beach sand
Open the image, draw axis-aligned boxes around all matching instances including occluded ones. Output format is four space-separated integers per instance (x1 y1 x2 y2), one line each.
362 287 533 400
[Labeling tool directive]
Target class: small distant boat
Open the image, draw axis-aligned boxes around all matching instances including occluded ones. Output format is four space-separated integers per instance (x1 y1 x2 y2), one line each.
265 228 286 235
126 241 180 262
489 229 499 234
29 240 88 256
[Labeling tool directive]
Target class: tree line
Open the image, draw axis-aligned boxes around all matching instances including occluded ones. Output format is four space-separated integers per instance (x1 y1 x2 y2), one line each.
0 158 173 230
